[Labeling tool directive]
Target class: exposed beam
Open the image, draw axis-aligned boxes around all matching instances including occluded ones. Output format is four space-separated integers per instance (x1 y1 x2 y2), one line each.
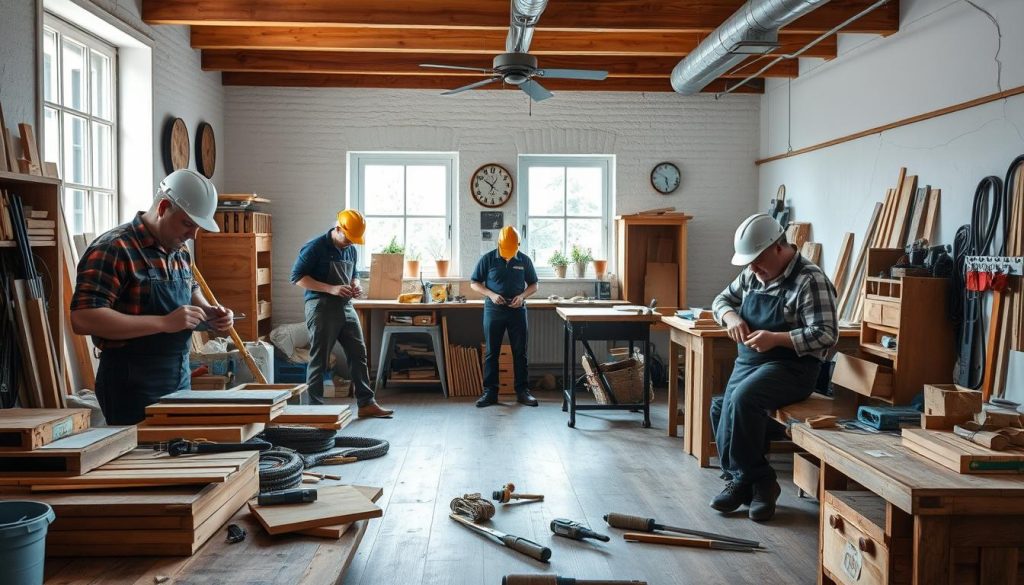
220 72 766 94
190 27 838 60
146 0 898 35
201 50 798 79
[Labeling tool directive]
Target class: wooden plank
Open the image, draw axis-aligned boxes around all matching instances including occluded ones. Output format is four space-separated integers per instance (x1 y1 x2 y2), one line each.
248 484 382 535
24 288 67 408
831 232 854 290
800 242 822 266
17 124 42 175
59 201 98 389
906 186 928 242
274 405 350 423
11 279 44 408
146 402 284 415
889 173 918 247
136 422 265 443
144 412 282 425
159 389 290 404
0 426 137 476
785 222 811 250
298 485 384 538
837 202 882 323
0 408 90 451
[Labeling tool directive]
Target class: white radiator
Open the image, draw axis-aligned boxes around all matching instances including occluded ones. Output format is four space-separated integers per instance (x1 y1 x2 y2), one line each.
527 310 608 366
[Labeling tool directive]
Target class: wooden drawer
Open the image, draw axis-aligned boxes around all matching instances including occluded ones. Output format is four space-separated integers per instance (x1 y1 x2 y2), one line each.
794 452 820 500
863 299 901 328
823 491 889 585
832 353 893 398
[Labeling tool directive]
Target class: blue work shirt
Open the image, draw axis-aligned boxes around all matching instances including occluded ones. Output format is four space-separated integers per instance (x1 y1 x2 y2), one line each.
291 229 358 303
471 250 538 309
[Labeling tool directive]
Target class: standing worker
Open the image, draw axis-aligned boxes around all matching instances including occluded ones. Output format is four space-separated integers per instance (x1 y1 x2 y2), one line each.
292 209 393 417
470 226 539 407
709 213 838 521
71 170 233 425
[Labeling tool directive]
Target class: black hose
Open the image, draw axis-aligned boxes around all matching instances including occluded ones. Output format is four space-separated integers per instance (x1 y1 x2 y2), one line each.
303 436 391 467
260 426 337 454
971 176 1002 257
258 449 304 492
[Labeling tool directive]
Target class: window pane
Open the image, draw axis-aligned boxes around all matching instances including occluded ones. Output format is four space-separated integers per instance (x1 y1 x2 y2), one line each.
566 167 602 216
92 122 112 189
405 165 446 215
364 217 404 256
363 165 404 215
90 51 111 119
405 217 446 264
43 108 60 168
567 218 604 259
63 113 88 185
527 218 564 267
64 188 87 235
62 38 87 112
43 29 58 103
528 167 564 216
92 191 115 233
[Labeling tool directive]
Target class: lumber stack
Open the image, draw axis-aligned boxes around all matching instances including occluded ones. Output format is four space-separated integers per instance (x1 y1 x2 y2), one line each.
248 484 382 536
446 344 483 397
902 428 1024 474
143 389 290 427
0 408 136 477
387 340 440 381
268 404 352 430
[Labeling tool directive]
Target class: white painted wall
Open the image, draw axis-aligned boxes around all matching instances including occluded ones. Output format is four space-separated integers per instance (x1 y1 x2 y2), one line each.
224 87 761 325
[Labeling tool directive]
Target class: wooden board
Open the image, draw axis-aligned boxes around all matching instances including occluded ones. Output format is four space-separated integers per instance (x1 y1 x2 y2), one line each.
298 485 383 538
230 382 308 398
0 426 136 476
785 222 811 250
17 123 41 175
248 484 382 535
146 402 285 415
160 389 290 404
136 422 265 443
902 428 1024 474
145 411 283 425
0 408 90 451
800 242 822 266
831 232 854 290
643 261 678 309
273 405 351 423
888 173 918 247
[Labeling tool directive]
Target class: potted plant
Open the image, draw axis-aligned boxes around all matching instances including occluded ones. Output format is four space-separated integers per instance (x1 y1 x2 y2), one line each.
404 250 421 278
430 243 450 278
549 250 569 278
570 245 592 278
369 236 405 299
593 258 608 280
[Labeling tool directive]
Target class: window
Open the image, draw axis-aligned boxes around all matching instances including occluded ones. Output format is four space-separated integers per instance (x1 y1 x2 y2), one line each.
42 16 118 235
517 155 614 276
348 152 457 274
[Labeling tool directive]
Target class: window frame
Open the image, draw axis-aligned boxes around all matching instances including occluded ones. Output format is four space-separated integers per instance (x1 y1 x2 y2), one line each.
42 14 119 236
347 151 459 275
516 154 615 278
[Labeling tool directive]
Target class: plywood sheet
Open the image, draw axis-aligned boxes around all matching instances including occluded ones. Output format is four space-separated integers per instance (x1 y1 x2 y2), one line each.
248 484 382 535
297 485 383 538
160 389 290 404
136 422 265 443
0 408 91 451
274 405 351 423
0 426 136 476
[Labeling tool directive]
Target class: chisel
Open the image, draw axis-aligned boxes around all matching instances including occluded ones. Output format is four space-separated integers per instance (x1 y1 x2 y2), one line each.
449 513 551 562
623 532 755 552
604 512 761 548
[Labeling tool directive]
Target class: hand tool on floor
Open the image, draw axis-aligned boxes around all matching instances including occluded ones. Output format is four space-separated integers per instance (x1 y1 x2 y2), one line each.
603 512 760 549
550 518 610 542
257 487 318 506
953 425 1011 450
449 513 551 562
503 576 647 585
152 438 271 457
493 482 544 504
191 264 267 383
623 532 755 552
450 493 496 521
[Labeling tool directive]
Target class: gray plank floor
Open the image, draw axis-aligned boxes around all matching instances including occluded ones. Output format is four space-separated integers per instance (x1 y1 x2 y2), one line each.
332 388 819 585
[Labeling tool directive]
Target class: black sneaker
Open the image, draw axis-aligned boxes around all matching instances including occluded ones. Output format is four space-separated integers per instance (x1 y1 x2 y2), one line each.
516 391 539 407
749 478 782 522
710 481 753 513
476 392 499 408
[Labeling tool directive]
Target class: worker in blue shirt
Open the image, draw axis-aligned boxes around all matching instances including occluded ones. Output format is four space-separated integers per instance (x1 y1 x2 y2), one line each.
470 226 539 407
291 209 393 418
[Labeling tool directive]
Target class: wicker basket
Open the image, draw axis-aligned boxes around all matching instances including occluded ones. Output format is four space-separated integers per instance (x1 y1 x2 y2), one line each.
581 352 653 404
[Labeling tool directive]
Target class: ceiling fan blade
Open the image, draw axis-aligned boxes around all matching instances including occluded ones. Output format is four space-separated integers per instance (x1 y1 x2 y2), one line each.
420 63 493 73
519 79 553 102
441 76 501 96
537 68 609 81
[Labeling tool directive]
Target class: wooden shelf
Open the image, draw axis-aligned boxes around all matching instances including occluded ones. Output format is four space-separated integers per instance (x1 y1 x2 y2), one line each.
0 240 55 248
0 170 61 186
860 342 897 360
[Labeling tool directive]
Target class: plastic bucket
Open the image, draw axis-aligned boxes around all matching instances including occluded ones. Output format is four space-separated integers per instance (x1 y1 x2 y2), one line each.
0 501 55 585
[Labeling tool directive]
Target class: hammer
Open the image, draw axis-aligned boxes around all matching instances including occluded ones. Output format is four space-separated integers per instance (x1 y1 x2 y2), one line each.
503 576 646 585
492 482 544 504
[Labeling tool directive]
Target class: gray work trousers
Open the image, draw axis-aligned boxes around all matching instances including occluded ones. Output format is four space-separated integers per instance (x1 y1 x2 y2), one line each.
304 297 375 406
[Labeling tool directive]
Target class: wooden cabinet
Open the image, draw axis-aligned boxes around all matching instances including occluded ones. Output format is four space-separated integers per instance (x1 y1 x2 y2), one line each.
614 213 691 314
195 216 273 341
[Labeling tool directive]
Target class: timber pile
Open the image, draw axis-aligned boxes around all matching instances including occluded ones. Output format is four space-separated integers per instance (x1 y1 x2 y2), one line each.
143 389 289 426
0 409 135 477
268 404 352 431
446 344 483 397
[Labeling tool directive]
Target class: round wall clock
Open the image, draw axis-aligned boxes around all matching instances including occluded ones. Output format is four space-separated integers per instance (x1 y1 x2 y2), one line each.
162 117 190 174
471 163 513 208
651 162 681 194
196 122 216 179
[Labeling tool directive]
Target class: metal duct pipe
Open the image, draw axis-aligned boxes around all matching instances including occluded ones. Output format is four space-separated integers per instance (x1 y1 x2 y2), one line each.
671 0 828 95
506 0 549 54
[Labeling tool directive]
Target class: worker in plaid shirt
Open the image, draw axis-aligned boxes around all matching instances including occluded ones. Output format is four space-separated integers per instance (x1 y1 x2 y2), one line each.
708 213 838 522
71 170 232 425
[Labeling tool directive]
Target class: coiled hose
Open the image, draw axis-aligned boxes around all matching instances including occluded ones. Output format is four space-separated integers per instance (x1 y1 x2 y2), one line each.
258 449 304 492
256 427 390 487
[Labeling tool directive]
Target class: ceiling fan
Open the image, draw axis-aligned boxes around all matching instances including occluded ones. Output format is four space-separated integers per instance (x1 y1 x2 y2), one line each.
420 0 609 102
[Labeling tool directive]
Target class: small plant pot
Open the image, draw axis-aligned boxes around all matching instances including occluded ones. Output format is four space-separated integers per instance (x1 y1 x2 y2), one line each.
553 265 567 278
573 261 587 278
434 259 450 278
593 259 607 280
404 260 420 278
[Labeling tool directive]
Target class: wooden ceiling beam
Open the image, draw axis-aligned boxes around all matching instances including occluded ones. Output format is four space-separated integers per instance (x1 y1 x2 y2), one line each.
200 50 798 79
219 72 766 94
190 27 838 60
146 0 897 35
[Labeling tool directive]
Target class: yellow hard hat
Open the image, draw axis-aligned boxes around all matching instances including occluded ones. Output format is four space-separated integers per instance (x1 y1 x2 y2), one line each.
336 209 366 244
497 226 520 261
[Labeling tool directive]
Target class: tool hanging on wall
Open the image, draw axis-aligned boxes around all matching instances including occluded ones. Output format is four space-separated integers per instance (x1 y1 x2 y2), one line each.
191 264 267 383
502 576 647 585
449 513 552 562
550 518 610 542
493 482 544 504
767 184 791 228
603 512 760 549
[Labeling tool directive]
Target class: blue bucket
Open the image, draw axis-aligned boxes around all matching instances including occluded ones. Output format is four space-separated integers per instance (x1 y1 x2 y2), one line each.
0 501 55 585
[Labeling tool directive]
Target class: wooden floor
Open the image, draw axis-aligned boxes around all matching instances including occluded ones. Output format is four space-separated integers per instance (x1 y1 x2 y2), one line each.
333 388 820 585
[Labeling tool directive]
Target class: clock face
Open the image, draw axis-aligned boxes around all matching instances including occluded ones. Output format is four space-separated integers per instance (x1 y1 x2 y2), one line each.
651 162 681 194
471 164 513 208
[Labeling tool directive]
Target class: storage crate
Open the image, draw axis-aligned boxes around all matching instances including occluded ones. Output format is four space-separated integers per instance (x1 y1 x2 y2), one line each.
274 359 330 384
581 351 653 404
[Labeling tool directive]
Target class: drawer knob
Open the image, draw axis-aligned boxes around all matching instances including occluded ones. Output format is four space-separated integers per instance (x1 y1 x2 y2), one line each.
858 537 874 553
828 514 843 529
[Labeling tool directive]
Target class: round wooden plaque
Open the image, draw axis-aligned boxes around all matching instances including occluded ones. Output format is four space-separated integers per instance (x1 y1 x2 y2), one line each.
196 122 216 179
163 117 190 173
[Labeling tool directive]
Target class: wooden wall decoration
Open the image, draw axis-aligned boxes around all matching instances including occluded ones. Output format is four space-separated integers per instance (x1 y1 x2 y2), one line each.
196 122 216 179
163 117 190 174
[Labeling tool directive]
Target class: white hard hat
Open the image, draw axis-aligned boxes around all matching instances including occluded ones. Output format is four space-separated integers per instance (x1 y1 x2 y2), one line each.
157 169 220 232
731 213 784 266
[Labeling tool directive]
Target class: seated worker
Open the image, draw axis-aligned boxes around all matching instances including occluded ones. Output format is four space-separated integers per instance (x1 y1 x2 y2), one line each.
292 209 392 418
710 213 838 521
71 169 233 425
470 226 539 407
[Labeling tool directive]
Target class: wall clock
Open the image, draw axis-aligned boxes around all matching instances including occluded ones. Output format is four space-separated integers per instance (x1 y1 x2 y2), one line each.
162 117 189 174
471 163 513 208
196 122 216 179
651 162 681 194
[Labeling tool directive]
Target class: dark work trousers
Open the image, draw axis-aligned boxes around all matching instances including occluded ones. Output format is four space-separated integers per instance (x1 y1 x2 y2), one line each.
305 297 374 406
482 305 529 395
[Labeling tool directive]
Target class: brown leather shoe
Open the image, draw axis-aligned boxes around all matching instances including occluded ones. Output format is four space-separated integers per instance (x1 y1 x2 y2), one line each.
357 402 394 418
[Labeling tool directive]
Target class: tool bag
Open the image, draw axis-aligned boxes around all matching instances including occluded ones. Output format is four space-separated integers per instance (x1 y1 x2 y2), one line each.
581 350 653 404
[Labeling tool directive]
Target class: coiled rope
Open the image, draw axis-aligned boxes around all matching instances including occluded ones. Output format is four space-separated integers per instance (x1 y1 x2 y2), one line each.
450 493 496 521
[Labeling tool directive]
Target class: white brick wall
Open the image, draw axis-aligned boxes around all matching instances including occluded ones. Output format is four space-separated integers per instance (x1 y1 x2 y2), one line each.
224 87 761 325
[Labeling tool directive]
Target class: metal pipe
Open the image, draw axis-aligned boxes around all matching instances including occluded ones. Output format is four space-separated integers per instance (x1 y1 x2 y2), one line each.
506 0 549 54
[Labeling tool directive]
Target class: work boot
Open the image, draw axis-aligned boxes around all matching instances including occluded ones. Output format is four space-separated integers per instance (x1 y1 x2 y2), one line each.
748 478 782 522
516 390 539 407
357 401 394 418
476 391 499 408
710 481 753 513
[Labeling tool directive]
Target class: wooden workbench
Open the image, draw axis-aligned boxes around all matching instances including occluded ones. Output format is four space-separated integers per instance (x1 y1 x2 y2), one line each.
793 425 1024 585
